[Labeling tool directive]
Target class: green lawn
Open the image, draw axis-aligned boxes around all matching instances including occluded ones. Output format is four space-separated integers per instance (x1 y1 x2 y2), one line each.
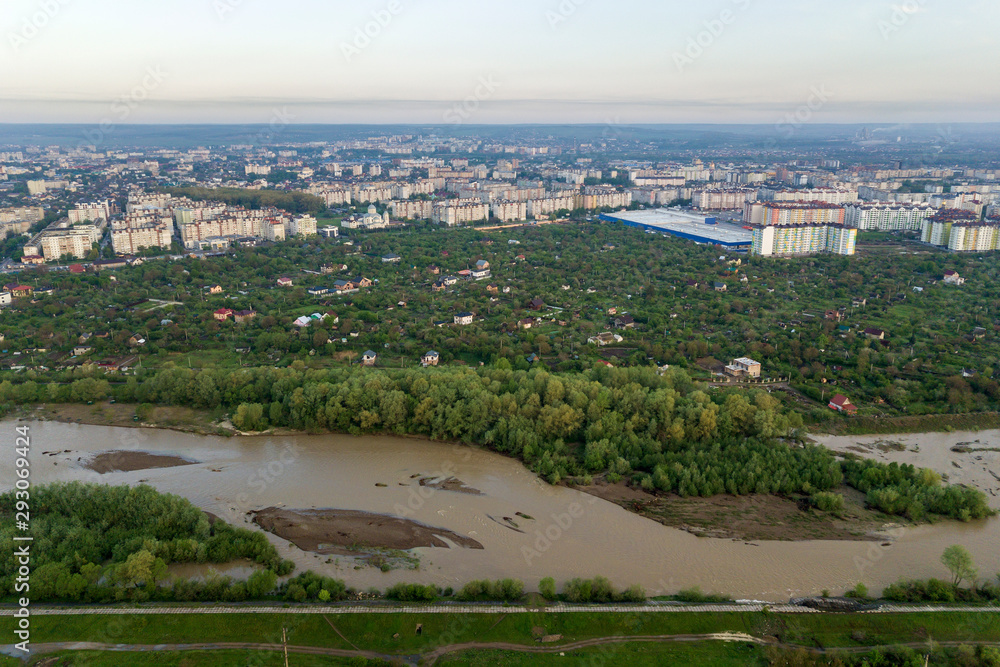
2 611 997 658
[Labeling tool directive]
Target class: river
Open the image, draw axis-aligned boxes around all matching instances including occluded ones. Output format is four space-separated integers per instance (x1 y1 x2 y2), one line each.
6 420 1000 601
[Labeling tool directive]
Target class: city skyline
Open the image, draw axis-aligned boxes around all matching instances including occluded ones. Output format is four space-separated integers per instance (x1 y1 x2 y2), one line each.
3 0 999 125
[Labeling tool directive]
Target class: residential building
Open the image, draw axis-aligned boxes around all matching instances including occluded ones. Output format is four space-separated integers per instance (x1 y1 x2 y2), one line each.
68 200 113 224
943 270 965 286
362 350 377 366
751 224 857 257
844 203 935 231
692 188 758 210
287 214 318 237
744 201 846 227
421 351 440 367
920 209 980 248
110 216 173 255
725 357 762 379
829 394 858 414
454 312 474 326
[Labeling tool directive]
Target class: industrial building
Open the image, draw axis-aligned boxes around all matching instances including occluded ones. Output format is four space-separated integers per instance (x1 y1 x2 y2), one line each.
600 209 753 250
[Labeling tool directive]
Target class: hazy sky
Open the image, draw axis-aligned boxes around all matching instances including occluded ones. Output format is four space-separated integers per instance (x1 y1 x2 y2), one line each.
2 0 997 125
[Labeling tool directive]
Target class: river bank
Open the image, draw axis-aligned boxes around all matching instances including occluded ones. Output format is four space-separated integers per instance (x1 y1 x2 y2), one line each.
6 417 1000 598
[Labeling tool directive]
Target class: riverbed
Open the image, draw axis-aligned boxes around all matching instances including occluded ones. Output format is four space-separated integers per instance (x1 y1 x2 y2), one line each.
6 420 1000 601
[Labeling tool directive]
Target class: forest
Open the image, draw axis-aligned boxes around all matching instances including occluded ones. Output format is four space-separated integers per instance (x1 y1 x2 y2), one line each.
162 186 326 215
2 363 991 522
2 222 1000 426
0 483 293 602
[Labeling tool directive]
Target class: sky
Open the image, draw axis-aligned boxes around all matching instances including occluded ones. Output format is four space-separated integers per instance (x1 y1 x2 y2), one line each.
1 0 998 125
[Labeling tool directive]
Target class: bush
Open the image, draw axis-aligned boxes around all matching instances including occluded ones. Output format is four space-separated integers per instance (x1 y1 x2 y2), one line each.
385 583 438 602
845 582 868 599
539 577 557 600
812 491 845 512
456 579 524 602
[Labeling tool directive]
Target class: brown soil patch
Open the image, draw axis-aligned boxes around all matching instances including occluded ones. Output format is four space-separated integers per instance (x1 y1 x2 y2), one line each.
418 476 483 495
577 480 894 542
251 508 484 553
84 450 200 474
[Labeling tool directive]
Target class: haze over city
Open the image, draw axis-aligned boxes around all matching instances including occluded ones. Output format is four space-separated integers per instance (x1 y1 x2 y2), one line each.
3 0 1000 124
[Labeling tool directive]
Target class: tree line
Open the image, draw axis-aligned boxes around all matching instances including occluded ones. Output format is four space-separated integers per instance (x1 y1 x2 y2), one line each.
0 483 293 602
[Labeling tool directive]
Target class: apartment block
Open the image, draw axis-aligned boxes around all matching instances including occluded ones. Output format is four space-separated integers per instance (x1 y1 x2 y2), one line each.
744 202 846 226
111 217 174 255
752 224 857 257
844 203 936 231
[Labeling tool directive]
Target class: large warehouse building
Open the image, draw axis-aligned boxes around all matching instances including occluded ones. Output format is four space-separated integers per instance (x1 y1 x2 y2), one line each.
600 209 753 250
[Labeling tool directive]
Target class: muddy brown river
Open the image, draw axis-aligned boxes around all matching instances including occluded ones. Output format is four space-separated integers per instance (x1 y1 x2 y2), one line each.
6 421 1000 601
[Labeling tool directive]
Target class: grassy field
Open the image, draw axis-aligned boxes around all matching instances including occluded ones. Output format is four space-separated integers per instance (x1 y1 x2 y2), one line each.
2 611 998 658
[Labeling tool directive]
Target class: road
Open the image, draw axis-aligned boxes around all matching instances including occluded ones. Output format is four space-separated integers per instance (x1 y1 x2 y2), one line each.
2 602 999 616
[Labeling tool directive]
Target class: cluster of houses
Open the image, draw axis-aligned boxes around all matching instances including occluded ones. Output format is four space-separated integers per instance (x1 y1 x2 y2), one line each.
213 308 257 324
432 260 491 290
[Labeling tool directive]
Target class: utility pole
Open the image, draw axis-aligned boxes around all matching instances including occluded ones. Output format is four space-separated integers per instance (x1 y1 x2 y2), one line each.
283 627 289 667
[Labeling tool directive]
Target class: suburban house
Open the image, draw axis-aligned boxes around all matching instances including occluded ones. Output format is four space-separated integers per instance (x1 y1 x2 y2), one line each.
530 297 545 311
421 351 440 367
361 350 377 366
487 284 499 294
234 310 256 324
294 316 312 328
864 328 886 341
0 292 11 307
277 277 294 287
441 276 459 287
382 254 402 264
613 315 635 329
354 277 374 288
526 353 540 364
7 285 33 298
69 264 85 274
428 265 441 275
518 318 535 330
713 282 728 292
454 312 474 326
432 280 446 291
127 333 146 347
73 346 92 356
943 270 965 286
588 332 623 346
21 255 44 265
829 394 858 414
472 260 491 280
824 310 843 322
333 280 356 293
213 308 234 321
725 357 762 379
308 286 329 296
851 298 868 307
203 284 223 294
973 327 988 340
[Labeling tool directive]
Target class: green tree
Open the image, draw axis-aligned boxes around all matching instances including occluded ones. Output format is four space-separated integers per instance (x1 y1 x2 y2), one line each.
941 545 978 588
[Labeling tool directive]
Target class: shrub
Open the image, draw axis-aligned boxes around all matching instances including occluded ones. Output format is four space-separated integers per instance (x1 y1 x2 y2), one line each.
812 491 845 512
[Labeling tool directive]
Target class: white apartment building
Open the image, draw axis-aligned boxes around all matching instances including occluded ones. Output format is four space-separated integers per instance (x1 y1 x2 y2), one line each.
432 202 490 226
758 187 858 205
0 206 44 225
287 215 317 237
844 203 936 231
946 221 1000 252
68 200 113 224
578 189 631 210
526 195 576 219
111 217 174 255
692 188 758 210
492 200 527 222
752 224 857 257
390 200 434 220
24 222 103 260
